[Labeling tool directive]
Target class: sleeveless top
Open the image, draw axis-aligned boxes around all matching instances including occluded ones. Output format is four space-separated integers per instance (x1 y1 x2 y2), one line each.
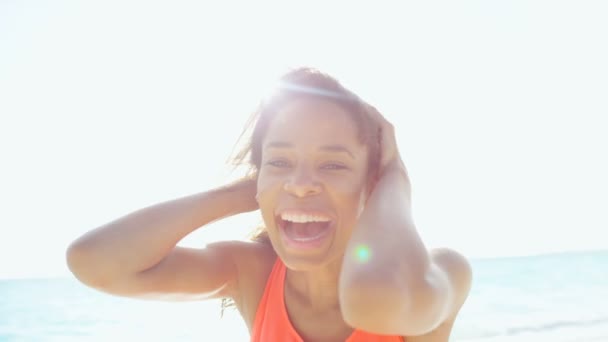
251 258 405 341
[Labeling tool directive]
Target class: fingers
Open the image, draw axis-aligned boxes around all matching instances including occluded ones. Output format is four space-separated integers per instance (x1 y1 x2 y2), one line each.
366 104 394 146
364 103 404 175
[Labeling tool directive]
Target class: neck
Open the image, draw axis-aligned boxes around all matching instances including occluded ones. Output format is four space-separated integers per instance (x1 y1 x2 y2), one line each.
284 256 344 313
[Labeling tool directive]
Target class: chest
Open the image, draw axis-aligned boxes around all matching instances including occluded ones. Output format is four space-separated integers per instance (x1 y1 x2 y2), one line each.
235 259 352 341
238 281 353 341
285 302 353 342
235 255 410 342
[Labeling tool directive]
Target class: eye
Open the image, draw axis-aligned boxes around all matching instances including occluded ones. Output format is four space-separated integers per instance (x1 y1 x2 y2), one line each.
266 159 292 168
321 163 347 170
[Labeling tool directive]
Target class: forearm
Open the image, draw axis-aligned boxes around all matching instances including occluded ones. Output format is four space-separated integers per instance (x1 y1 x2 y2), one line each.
340 166 469 334
340 165 430 297
66 178 257 280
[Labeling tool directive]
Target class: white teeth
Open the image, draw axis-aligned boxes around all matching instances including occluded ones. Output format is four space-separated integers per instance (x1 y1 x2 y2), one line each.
290 231 327 242
280 213 331 223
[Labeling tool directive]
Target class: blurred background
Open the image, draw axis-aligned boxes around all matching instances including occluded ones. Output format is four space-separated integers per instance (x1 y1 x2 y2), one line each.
1 1 606 341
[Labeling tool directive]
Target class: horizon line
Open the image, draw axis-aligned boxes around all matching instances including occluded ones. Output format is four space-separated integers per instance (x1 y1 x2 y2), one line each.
2 247 606 281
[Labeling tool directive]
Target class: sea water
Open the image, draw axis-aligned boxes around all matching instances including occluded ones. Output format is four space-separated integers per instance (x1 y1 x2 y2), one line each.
1 250 607 341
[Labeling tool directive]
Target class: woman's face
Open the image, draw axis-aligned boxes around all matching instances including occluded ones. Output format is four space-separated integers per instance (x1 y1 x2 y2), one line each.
256 98 370 270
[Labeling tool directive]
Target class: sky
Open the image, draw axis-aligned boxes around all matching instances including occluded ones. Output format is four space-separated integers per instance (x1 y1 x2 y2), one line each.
1 0 606 279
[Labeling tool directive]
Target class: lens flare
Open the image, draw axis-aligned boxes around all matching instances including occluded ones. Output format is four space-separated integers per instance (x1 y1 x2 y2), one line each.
355 244 371 263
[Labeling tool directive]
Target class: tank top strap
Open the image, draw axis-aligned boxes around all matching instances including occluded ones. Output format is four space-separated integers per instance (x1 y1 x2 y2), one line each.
251 257 302 341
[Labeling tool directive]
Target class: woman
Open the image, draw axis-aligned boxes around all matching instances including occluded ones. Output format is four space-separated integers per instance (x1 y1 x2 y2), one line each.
67 67 472 341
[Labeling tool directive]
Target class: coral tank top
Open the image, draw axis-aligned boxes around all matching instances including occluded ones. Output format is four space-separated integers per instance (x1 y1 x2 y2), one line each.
250 258 405 341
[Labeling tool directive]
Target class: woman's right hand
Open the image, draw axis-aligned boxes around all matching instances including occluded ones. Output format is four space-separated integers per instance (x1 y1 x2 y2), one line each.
222 175 259 214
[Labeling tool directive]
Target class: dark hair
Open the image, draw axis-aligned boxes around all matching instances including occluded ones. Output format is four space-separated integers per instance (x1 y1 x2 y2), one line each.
221 67 382 317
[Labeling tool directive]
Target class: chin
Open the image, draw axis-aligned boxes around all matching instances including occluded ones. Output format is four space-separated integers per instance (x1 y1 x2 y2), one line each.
268 231 342 271
279 251 337 271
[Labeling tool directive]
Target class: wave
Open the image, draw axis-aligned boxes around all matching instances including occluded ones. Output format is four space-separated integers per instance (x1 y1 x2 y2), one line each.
467 317 608 339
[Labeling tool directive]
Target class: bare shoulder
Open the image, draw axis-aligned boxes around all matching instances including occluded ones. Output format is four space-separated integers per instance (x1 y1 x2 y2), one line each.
432 248 472 321
219 240 276 328
431 248 473 298
231 239 276 285
408 248 472 342
206 239 276 287
406 315 458 342
205 239 273 260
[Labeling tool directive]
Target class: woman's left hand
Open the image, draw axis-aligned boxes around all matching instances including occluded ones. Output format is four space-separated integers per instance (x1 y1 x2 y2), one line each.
367 105 408 177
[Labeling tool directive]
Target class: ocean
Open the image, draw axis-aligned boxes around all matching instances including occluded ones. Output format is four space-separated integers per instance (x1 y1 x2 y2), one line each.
1 250 607 341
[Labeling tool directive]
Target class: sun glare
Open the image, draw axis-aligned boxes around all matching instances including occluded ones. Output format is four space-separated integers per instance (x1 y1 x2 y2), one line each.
355 244 371 263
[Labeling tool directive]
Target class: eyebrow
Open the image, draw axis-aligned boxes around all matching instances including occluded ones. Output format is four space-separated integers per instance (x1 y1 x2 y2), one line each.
265 141 355 159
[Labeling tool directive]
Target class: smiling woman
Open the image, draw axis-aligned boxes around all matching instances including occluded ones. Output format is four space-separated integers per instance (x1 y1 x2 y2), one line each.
66 67 472 342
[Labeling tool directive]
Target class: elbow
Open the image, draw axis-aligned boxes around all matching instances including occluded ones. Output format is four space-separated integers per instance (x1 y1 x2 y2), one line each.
66 240 85 276
340 276 448 336
66 241 93 283
65 240 112 289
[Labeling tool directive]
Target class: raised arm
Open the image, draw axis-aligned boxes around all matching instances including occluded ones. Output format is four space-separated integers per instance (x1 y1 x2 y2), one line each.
339 108 472 336
66 177 258 301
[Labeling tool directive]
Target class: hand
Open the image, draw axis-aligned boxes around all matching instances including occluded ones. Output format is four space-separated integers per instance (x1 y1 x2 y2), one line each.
223 175 259 213
367 105 407 176
367 104 412 203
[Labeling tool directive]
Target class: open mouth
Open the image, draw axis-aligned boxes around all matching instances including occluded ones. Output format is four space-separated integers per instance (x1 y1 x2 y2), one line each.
276 211 334 248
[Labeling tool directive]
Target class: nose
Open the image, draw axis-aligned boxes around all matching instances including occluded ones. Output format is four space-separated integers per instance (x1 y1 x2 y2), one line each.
283 166 322 198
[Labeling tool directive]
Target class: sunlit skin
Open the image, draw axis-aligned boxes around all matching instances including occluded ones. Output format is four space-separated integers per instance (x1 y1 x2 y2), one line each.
256 99 371 317
253 98 472 341
66 73 472 342
253 98 471 341
257 100 368 265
